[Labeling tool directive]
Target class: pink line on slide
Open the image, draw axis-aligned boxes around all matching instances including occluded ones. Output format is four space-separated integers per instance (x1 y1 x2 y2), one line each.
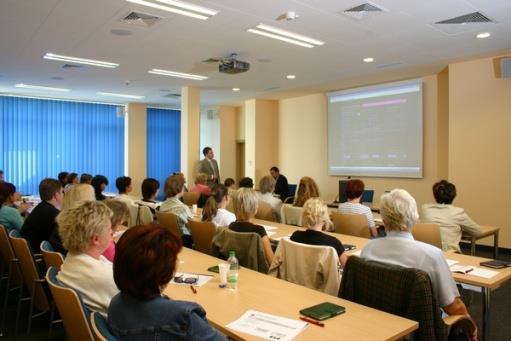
362 98 407 108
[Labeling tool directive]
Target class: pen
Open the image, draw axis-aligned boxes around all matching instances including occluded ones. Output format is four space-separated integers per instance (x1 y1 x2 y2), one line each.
190 285 197 294
299 316 324 327
465 268 474 274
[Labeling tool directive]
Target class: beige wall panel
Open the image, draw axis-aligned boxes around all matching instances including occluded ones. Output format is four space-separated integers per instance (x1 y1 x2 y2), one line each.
126 103 147 197
219 105 237 182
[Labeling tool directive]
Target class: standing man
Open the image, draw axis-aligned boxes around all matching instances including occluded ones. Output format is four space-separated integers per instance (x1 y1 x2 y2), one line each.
198 147 220 187
21 178 64 252
270 166 289 199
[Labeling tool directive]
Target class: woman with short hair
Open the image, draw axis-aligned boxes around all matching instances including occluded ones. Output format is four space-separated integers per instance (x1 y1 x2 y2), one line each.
291 198 347 268
257 175 282 222
108 224 225 340
338 179 377 237
102 199 130 262
293 176 320 207
190 173 211 196
57 201 118 316
229 188 274 265
202 184 236 227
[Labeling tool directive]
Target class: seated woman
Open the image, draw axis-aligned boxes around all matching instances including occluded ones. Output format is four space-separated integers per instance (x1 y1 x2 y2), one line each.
56 201 118 316
0 182 26 232
159 174 194 248
139 178 160 214
102 200 130 262
229 188 274 265
224 178 236 195
91 175 109 201
202 184 236 227
361 189 477 340
190 173 211 196
338 179 377 238
293 176 320 207
291 198 347 268
257 175 282 222
422 180 481 252
108 224 225 340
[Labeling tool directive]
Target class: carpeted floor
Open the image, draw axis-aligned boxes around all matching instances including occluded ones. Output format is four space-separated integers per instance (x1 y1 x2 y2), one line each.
1 244 510 340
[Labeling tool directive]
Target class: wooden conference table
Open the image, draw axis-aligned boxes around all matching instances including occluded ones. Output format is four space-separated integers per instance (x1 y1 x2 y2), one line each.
165 247 417 340
253 219 511 341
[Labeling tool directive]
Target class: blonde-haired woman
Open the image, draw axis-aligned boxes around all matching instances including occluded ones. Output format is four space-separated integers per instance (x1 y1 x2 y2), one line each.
57 201 118 316
190 173 211 196
229 188 274 265
290 198 347 268
293 176 320 207
102 199 130 262
257 175 282 222
62 183 95 211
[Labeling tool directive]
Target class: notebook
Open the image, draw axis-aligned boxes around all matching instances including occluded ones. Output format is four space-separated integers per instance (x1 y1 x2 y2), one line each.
299 302 346 321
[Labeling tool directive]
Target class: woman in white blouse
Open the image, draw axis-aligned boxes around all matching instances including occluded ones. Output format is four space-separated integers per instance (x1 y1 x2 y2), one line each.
201 184 235 227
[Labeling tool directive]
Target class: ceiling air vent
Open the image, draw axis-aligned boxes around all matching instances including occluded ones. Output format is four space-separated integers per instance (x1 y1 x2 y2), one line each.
121 11 161 27
163 93 181 98
435 12 493 24
342 2 387 20
61 64 83 69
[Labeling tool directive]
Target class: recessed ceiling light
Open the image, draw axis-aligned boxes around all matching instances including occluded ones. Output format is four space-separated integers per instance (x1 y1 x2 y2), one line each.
96 92 144 99
476 32 491 39
286 75 296 79
232 88 240 91
15 83 71 92
247 24 324 48
126 0 218 20
44 53 119 68
148 68 208 80
363 57 374 63
111 29 133 36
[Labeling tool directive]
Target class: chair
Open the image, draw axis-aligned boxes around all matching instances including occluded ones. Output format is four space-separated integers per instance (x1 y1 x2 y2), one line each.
255 201 274 221
331 212 369 238
339 256 472 341
40 241 64 270
182 192 200 206
268 238 340 296
211 228 269 273
9 230 50 334
0 225 23 333
156 212 181 237
280 204 304 226
412 223 442 249
46 266 94 341
283 184 297 203
188 220 216 255
90 311 117 341
128 203 153 227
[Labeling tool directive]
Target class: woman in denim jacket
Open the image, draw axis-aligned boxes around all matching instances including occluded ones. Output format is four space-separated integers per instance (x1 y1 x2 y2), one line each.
108 224 225 340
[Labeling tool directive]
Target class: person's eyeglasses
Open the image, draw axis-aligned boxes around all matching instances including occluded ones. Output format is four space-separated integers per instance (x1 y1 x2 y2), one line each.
173 275 198 284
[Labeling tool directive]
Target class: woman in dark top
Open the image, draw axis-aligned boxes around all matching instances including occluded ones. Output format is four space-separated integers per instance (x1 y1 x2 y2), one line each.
290 198 347 268
229 188 273 265
108 224 225 341
91 175 109 201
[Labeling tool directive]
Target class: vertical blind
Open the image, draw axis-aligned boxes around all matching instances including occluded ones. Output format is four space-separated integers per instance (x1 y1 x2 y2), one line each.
0 96 124 194
147 107 180 200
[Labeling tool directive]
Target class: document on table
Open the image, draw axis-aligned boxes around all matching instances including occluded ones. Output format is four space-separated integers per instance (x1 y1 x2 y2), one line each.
227 310 308 341
170 272 212 287
267 231 276 237
446 259 459 267
262 225 277 232
469 267 499 279
272 234 292 241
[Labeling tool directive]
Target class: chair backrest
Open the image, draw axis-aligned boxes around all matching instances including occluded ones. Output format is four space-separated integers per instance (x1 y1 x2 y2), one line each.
211 228 269 273
339 256 446 341
182 192 200 206
412 223 442 249
156 212 181 237
46 266 94 341
269 238 340 296
128 203 153 228
40 240 65 269
280 204 304 226
332 212 369 238
9 230 50 312
188 220 216 255
90 311 117 341
255 201 274 222
0 224 22 286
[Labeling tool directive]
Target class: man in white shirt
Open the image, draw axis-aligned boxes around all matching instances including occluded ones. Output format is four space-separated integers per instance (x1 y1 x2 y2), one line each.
198 147 220 187
361 189 477 341
57 201 119 316
422 180 481 252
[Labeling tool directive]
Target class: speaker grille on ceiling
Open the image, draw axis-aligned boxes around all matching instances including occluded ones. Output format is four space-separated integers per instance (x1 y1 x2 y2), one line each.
435 12 493 24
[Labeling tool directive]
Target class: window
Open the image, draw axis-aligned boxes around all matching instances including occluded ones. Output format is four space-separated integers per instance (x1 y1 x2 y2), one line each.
0 96 124 194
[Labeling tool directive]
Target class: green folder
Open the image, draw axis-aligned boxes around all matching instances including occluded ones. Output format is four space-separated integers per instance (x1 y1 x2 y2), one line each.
299 302 346 321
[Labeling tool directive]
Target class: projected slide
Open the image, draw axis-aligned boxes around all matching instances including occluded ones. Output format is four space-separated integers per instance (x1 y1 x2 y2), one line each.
327 80 423 178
